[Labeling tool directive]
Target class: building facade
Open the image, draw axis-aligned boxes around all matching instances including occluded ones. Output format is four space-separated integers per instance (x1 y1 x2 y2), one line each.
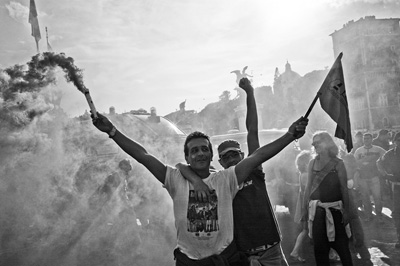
330 16 400 130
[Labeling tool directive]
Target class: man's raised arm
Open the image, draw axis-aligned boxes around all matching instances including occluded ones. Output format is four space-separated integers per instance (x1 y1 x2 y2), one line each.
235 117 308 184
239 78 260 155
92 113 167 183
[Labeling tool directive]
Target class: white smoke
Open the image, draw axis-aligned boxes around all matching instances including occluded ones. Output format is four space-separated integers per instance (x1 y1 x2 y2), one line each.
0 58 177 265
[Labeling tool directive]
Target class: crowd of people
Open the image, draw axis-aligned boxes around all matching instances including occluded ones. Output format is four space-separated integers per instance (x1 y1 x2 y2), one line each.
90 77 399 266
283 128 400 265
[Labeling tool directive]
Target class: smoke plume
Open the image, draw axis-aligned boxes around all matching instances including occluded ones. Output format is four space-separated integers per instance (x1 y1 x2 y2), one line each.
0 54 177 266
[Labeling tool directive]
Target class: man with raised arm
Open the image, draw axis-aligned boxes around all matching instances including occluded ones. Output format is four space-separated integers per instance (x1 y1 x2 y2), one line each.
91 85 308 266
178 78 289 266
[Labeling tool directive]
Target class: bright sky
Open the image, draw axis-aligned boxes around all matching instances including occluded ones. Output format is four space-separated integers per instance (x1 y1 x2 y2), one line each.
1 0 399 117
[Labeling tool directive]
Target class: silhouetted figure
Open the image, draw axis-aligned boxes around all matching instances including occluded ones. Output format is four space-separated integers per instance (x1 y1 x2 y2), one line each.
290 150 312 263
340 149 371 262
378 132 400 249
354 133 386 222
351 131 364 154
373 129 391 151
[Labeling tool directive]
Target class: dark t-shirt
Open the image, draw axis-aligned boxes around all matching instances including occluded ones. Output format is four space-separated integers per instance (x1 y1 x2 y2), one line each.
381 148 400 182
233 168 280 251
372 138 390 151
310 169 342 203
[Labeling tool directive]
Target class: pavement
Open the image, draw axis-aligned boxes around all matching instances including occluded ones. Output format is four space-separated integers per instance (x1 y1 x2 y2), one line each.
276 206 400 266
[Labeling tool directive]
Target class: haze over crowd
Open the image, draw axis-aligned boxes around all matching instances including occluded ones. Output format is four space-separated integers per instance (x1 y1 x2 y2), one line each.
1 0 400 117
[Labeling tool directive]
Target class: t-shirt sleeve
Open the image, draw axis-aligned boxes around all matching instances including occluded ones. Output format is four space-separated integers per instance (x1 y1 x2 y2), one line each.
164 165 179 198
227 166 239 197
354 148 361 160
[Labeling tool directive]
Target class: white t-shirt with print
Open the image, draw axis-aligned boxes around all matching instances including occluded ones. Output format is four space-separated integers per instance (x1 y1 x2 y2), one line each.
354 145 386 179
164 166 239 260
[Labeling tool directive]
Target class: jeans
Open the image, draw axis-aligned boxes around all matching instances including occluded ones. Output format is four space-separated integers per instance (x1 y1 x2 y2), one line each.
358 176 382 217
248 244 288 266
312 207 353 266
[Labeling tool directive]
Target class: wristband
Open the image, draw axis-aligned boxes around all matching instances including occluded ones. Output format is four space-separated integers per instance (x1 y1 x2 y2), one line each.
108 127 117 138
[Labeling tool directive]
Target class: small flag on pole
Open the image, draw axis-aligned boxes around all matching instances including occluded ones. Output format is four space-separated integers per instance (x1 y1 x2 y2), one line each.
29 0 41 53
318 52 353 152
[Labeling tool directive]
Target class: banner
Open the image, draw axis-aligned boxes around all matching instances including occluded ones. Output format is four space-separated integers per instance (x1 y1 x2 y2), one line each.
318 53 353 152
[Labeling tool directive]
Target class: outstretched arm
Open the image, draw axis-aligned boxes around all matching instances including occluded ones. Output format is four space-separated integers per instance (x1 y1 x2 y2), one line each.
234 117 308 185
92 113 167 183
239 78 259 155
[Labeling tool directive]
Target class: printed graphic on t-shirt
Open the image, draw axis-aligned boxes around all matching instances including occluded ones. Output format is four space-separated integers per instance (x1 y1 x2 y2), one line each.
187 190 219 238
357 148 382 177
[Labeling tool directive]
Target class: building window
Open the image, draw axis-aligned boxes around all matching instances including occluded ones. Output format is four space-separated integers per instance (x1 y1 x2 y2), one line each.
379 93 388 107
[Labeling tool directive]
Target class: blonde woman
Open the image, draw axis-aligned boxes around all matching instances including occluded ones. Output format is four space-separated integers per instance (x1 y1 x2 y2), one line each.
303 131 353 265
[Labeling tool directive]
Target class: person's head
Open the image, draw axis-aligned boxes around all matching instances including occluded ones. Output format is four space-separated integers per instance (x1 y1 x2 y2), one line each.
105 173 121 188
363 133 373 146
118 158 132 173
355 131 363 143
295 150 312 174
378 129 390 141
184 131 213 171
217 139 244 169
393 132 400 147
311 131 339 158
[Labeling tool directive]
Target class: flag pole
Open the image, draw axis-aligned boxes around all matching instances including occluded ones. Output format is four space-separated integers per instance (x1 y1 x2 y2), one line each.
46 27 49 44
304 92 321 118
35 39 40 54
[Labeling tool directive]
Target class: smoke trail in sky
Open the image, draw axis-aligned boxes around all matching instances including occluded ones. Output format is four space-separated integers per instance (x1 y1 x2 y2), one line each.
28 52 87 93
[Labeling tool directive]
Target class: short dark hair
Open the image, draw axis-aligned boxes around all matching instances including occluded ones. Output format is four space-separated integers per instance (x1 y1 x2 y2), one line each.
184 131 213 158
378 129 389 136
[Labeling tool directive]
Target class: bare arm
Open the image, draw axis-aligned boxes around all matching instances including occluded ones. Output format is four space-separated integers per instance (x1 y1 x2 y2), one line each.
239 78 260 155
92 113 167 183
377 147 387 175
234 117 308 185
175 163 213 202
302 159 314 222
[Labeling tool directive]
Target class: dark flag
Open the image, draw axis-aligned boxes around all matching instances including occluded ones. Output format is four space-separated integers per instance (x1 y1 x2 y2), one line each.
29 0 41 53
318 52 353 152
